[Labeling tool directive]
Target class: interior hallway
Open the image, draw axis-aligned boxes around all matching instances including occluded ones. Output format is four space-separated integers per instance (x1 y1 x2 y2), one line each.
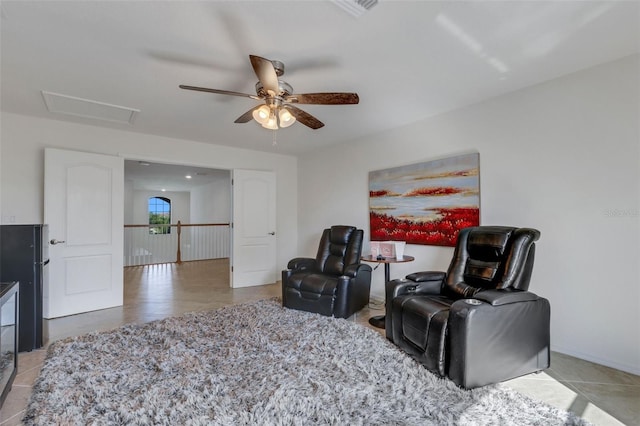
1 259 638 425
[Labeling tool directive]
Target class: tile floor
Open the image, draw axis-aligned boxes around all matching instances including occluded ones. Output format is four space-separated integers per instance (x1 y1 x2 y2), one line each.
1 259 638 425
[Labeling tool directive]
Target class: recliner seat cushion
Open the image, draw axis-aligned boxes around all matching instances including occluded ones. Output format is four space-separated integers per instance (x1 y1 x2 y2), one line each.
288 273 338 298
284 273 339 317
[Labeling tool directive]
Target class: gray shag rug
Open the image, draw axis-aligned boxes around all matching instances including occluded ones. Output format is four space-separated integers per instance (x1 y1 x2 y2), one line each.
24 298 588 425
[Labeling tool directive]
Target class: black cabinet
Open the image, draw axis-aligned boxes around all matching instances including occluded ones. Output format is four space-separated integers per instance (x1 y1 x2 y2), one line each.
0 281 18 409
0 225 48 352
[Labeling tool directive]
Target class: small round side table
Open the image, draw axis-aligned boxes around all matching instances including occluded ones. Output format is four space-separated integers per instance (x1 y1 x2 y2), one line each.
361 255 415 329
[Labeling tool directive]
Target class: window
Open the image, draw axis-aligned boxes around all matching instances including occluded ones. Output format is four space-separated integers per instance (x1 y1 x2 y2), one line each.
148 196 171 234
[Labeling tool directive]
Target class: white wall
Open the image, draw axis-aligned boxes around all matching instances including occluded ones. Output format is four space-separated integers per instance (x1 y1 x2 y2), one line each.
297 55 640 375
0 117 2 223
190 177 231 224
0 113 298 271
123 179 134 225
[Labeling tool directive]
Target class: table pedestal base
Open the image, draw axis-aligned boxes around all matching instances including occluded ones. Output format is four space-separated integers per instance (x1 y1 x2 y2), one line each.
361 255 415 332
368 314 385 329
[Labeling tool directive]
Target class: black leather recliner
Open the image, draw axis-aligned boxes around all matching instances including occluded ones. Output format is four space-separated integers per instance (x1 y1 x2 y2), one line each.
386 226 550 389
282 225 372 318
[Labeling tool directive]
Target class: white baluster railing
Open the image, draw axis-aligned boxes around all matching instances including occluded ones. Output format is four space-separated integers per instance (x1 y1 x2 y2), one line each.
124 222 230 266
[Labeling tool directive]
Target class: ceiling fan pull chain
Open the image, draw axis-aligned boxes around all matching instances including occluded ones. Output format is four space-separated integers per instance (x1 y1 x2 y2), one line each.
272 129 277 146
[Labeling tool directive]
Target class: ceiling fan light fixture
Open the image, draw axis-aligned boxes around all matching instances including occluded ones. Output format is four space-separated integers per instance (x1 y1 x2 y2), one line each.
252 105 271 125
261 110 278 130
262 119 278 130
278 108 296 128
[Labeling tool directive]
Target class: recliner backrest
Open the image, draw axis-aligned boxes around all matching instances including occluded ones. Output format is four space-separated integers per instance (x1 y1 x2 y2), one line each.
444 226 540 299
315 226 363 276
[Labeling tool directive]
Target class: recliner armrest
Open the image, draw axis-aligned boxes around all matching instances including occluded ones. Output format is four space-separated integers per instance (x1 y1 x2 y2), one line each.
397 271 446 296
384 275 445 340
386 274 444 300
386 279 415 300
447 293 551 388
343 263 372 278
287 257 317 272
473 289 539 306
406 271 446 284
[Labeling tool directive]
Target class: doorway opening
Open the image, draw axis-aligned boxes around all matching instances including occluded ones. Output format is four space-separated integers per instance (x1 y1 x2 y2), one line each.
123 160 231 267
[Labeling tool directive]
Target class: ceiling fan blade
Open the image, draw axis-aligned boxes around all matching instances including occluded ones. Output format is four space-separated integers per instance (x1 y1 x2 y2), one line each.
234 106 258 123
285 92 359 105
179 85 260 100
249 55 279 96
283 105 324 129
147 50 235 72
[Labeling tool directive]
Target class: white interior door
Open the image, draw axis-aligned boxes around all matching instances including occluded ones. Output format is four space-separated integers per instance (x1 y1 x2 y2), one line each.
232 169 276 288
44 148 124 318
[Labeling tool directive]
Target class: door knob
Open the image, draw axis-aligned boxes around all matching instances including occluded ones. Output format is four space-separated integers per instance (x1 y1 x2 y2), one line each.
50 239 66 245
268 232 276 235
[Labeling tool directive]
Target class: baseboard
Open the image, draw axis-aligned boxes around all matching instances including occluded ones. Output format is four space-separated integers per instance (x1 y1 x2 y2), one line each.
551 344 640 376
369 295 384 305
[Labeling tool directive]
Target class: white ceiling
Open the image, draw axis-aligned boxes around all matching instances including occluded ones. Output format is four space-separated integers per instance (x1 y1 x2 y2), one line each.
124 160 229 192
1 1 638 158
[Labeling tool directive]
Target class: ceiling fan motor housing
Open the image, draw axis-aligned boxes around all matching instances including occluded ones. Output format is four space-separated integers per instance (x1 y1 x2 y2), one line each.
271 60 285 77
255 80 293 98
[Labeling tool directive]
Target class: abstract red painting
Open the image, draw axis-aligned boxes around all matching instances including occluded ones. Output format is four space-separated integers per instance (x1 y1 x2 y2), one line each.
369 153 480 246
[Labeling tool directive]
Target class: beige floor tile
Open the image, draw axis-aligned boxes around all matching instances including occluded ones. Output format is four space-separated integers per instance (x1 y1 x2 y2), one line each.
549 351 640 386
501 374 629 425
12 365 42 387
0 384 30 424
581 403 628 426
0 414 24 426
14 350 46 375
570 381 640 426
503 374 590 415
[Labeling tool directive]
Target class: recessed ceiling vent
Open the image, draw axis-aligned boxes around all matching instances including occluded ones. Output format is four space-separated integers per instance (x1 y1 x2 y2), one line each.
332 0 378 18
41 91 140 125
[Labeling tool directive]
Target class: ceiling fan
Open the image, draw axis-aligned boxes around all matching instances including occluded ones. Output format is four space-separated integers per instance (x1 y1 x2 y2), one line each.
179 55 359 130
